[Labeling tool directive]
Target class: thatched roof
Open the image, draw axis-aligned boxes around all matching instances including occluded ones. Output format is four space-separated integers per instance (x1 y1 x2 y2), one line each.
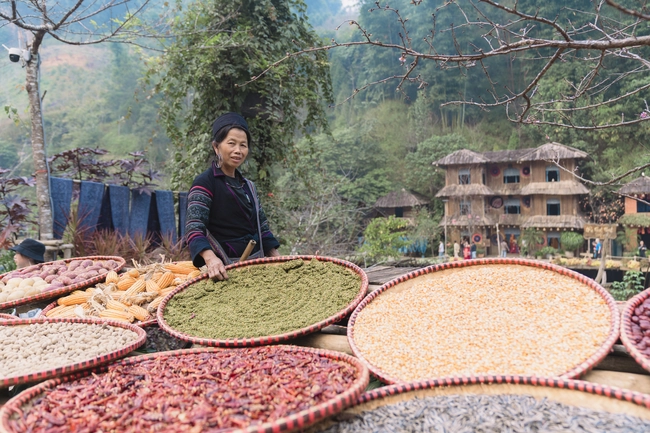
518 143 588 162
374 189 430 208
434 143 588 168
435 184 495 198
482 148 535 163
491 184 524 196
521 215 586 229
618 213 650 227
617 176 650 195
497 214 526 226
439 215 496 227
434 149 489 166
520 181 589 196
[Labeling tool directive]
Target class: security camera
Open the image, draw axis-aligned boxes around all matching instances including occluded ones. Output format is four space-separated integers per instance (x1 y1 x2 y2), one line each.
8 47 21 63
2 45 31 64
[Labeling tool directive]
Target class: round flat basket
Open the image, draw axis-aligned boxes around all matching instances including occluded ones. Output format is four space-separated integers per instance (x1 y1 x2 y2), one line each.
348 258 619 384
158 255 368 347
0 316 145 388
304 376 650 432
0 313 15 320
0 256 126 310
621 287 650 373
38 301 158 327
0 346 370 433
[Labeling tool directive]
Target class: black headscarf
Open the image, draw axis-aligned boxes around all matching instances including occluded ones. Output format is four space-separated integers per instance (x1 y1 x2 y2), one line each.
211 112 251 143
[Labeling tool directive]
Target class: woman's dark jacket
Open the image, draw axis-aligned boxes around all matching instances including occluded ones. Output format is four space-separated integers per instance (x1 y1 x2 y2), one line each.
185 163 280 267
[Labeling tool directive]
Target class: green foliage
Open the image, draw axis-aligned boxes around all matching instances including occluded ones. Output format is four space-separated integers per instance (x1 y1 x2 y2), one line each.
358 216 410 262
560 231 584 253
0 250 16 273
150 0 332 192
539 246 558 257
404 134 468 196
409 206 441 250
610 270 645 301
521 229 545 255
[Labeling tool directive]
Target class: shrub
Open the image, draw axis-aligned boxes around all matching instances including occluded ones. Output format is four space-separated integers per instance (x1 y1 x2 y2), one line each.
560 232 584 253
610 270 645 301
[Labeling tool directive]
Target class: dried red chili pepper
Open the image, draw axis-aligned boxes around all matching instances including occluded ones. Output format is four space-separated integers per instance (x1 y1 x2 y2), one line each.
8 347 360 433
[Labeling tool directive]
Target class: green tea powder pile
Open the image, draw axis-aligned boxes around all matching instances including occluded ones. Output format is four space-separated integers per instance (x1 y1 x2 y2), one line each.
163 259 361 339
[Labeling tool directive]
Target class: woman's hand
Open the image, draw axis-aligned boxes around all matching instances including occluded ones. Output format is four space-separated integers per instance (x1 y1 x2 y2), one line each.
200 249 228 280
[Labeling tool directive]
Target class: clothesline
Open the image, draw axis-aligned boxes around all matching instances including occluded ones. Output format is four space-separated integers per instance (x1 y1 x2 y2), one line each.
61 178 187 195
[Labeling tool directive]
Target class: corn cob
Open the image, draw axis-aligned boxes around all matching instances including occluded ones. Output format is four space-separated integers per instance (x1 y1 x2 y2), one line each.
145 280 160 294
157 271 175 289
124 279 146 297
165 263 197 275
159 286 177 297
187 269 202 279
128 304 150 321
45 305 76 317
127 268 140 278
117 277 136 291
106 299 130 312
147 296 164 313
104 270 119 284
99 309 134 322
151 271 163 282
57 291 91 306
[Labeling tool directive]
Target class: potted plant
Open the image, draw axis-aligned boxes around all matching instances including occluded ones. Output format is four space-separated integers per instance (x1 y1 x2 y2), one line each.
560 232 584 258
539 246 558 260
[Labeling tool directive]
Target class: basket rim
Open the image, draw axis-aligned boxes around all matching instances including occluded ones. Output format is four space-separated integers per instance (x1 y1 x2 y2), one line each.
38 300 158 327
347 257 621 384
0 313 15 320
0 316 146 388
0 256 126 310
620 287 650 373
357 374 650 409
156 255 368 347
0 345 370 433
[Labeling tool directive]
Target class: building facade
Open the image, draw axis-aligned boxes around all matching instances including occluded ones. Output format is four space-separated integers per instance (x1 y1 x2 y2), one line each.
434 143 589 255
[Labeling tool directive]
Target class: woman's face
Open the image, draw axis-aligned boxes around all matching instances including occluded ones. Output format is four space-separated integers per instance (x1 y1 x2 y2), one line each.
212 128 249 176
14 252 33 269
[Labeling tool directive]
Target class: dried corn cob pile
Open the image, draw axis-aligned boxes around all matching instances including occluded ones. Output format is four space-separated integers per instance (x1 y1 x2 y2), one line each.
45 261 202 324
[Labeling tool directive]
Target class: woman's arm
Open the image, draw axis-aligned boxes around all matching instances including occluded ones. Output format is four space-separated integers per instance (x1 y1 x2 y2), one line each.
186 181 216 268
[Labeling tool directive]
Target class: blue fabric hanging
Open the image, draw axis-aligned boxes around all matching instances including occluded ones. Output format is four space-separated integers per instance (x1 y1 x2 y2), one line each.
78 180 105 235
128 190 152 239
49 177 73 239
155 190 177 244
108 185 130 236
178 191 188 239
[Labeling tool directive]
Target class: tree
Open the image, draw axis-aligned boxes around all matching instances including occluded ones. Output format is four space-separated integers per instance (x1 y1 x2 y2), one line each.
149 0 332 192
253 0 650 132
0 0 151 239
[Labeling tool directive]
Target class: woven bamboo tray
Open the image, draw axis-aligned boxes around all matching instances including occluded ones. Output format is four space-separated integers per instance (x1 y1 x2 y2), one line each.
39 301 158 327
621 287 650 373
304 375 650 432
0 313 15 320
348 258 620 384
0 346 370 433
0 256 126 310
0 316 146 388
157 255 368 347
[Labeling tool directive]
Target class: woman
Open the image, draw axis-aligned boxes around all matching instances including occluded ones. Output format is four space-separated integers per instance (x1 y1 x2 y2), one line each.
9 238 45 269
185 112 280 281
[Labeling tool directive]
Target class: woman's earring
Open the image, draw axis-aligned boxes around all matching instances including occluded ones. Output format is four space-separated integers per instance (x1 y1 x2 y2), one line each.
215 153 222 168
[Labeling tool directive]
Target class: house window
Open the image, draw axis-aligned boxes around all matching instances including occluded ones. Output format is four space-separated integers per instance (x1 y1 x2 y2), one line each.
638 200 650 213
460 200 471 215
459 168 471 185
503 168 520 184
504 198 521 214
546 166 560 182
395 207 404 217
547 198 561 216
